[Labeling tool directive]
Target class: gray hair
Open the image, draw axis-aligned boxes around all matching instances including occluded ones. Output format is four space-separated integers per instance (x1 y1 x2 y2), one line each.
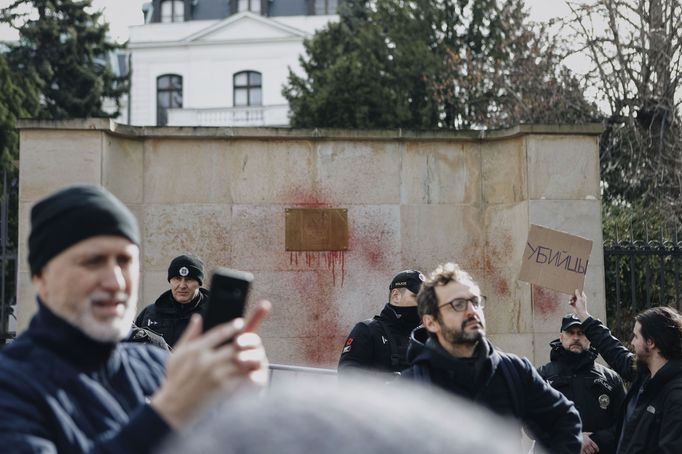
160 376 540 454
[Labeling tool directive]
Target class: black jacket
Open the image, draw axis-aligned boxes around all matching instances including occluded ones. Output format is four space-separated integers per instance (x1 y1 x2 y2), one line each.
0 300 171 452
402 327 582 454
582 316 682 454
538 340 626 454
337 304 421 375
135 287 209 347
125 324 171 351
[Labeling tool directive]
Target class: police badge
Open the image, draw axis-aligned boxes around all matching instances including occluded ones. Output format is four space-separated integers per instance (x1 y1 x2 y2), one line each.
598 394 610 409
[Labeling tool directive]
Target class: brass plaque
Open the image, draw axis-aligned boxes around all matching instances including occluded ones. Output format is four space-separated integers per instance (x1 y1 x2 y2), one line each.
285 208 349 251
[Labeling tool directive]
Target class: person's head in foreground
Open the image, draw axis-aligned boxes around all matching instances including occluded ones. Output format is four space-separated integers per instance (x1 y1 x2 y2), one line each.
29 184 141 343
160 376 541 454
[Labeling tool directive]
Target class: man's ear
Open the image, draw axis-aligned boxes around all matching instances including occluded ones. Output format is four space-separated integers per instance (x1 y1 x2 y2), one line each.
32 273 48 301
423 314 440 335
646 337 657 352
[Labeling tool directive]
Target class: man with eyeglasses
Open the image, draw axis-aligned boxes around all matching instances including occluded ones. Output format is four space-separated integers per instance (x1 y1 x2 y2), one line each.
402 263 581 454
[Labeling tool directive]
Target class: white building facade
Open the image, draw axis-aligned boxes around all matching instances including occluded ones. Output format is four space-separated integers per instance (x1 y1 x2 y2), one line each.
128 0 340 127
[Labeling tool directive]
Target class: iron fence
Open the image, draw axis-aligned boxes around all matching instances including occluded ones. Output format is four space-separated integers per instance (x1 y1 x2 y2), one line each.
603 224 682 343
0 170 17 347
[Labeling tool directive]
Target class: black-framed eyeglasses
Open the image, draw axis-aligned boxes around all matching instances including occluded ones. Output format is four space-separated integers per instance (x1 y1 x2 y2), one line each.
438 296 486 312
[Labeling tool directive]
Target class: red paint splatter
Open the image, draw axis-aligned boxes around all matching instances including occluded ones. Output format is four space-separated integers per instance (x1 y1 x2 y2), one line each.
283 188 391 366
532 285 560 316
483 234 513 297
284 186 330 207
347 220 389 270
283 188 346 365
289 251 346 287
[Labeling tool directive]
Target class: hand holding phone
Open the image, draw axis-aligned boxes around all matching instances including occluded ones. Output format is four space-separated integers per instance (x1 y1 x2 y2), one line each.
202 267 253 333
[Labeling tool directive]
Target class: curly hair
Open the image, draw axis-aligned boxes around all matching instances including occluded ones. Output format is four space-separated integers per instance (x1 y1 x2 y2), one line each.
417 263 479 320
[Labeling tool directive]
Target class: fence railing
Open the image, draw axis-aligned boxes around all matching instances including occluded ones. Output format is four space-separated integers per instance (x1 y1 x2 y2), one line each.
0 170 17 347
603 224 682 342
268 363 337 386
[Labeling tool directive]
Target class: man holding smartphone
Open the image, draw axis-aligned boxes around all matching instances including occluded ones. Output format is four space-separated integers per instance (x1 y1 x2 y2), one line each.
0 185 270 453
136 255 209 347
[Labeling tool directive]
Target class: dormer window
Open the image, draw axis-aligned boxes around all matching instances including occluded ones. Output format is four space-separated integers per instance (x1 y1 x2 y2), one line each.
161 0 184 22
238 0 261 14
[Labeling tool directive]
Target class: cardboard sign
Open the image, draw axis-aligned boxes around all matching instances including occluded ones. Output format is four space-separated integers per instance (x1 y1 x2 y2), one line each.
518 224 593 295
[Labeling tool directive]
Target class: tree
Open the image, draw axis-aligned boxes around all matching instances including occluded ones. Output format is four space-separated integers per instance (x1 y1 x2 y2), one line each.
0 0 124 343
0 54 38 344
566 0 682 218
0 55 39 167
284 0 599 129
1 0 127 120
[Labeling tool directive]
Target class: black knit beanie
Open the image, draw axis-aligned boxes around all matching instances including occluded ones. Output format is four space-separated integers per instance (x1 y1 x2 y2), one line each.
167 255 204 285
28 185 140 276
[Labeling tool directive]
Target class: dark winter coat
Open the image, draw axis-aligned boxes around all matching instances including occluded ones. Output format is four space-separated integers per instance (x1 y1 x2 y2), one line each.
135 287 209 347
538 340 626 454
125 324 171 351
0 300 171 453
338 304 421 375
402 327 582 454
582 316 682 454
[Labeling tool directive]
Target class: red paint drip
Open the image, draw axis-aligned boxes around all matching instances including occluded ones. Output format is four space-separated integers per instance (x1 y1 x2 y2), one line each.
290 251 346 287
325 251 346 287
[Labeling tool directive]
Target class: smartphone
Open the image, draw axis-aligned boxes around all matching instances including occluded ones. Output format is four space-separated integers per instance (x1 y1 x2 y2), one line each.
202 267 253 333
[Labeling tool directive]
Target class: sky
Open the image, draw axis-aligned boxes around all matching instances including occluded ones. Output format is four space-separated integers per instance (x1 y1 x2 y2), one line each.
0 0 578 43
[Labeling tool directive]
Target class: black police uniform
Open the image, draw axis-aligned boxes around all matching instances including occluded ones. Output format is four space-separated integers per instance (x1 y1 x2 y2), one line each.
538 340 626 454
135 287 209 347
338 303 421 375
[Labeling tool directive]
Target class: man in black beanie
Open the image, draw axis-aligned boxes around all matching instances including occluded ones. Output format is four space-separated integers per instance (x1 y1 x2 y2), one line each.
338 270 425 377
0 184 270 453
136 255 210 347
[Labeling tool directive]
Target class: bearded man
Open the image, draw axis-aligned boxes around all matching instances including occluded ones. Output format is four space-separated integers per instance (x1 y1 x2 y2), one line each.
538 314 625 454
402 262 581 454
0 185 269 452
570 290 682 453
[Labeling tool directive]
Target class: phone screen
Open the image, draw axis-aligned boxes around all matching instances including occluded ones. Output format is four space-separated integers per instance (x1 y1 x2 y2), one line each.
202 268 253 333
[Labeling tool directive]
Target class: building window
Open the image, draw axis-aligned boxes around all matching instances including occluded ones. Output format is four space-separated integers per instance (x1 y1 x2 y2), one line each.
233 71 262 106
157 74 183 126
238 0 261 14
160 0 184 23
314 0 338 15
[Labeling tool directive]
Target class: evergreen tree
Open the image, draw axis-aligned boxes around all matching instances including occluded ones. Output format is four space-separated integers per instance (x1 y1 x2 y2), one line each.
1 0 127 120
284 0 599 129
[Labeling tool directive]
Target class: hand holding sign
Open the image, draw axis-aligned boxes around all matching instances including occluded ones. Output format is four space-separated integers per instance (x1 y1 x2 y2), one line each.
518 225 593 295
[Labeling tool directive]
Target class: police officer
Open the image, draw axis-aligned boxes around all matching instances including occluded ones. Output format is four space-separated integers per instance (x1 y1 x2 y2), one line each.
338 270 424 376
136 254 209 347
538 314 626 454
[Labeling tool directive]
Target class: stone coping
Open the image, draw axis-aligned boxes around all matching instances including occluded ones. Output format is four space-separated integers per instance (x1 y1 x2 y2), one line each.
16 118 603 142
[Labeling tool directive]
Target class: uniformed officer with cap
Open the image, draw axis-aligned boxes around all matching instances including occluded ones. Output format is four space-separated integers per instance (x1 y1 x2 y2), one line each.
338 270 425 376
538 314 626 454
136 254 209 347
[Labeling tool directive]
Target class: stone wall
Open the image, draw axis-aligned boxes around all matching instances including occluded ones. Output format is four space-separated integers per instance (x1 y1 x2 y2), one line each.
16 119 604 367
